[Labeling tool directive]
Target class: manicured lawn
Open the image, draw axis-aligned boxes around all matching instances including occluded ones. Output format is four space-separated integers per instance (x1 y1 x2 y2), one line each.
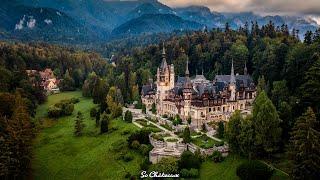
32 91 143 180
200 155 290 180
135 119 162 132
191 134 222 149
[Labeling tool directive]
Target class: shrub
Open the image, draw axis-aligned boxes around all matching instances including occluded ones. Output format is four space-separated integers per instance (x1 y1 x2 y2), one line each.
140 158 150 170
180 168 199 178
90 107 97 118
48 105 62 118
139 144 150 155
149 158 179 174
236 160 274 180
100 113 110 133
179 151 201 170
123 154 134 162
162 114 168 118
131 140 140 149
127 129 151 145
124 110 133 123
211 151 224 163
47 99 75 118
63 103 74 115
70 97 80 104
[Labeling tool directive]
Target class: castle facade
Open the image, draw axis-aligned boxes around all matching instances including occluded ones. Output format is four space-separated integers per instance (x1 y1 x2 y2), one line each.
141 45 256 128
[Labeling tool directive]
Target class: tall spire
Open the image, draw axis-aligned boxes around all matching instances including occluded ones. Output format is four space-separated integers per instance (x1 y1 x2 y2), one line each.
230 59 236 84
185 57 190 77
160 42 168 70
162 42 166 56
244 61 248 75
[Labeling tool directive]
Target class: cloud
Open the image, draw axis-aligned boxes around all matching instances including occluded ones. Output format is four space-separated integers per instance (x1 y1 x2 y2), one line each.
159 0 320 16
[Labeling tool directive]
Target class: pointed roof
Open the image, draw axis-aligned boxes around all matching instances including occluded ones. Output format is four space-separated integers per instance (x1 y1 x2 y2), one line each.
230 59 236 84
160 42 168 70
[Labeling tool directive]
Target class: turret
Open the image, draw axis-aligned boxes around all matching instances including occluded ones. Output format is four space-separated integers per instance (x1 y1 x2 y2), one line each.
183 56 192 118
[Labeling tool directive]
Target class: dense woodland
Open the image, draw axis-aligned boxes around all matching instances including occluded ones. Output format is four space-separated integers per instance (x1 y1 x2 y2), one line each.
0 21 320 179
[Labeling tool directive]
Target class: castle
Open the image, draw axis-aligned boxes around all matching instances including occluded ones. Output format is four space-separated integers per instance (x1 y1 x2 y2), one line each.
141 44 256 128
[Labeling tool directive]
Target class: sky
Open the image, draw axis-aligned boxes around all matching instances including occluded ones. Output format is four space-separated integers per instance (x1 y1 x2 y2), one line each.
159 0 320 23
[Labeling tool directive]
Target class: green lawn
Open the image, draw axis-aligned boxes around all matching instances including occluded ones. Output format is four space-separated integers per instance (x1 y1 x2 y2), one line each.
200 155 290 180
32 91 143 180
191 134 223 149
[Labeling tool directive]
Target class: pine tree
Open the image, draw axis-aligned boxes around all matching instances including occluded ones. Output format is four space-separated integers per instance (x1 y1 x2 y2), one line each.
124 110 132 123
253 91 281 156
300 59 320 116
238 116 255 159
183 127 191 143
95 112 100 127
257 76 266 95
288 107 320 180
100 113 109 133
304 31 313 45
217 121 225 139
226 110 243 153
74 112 85 136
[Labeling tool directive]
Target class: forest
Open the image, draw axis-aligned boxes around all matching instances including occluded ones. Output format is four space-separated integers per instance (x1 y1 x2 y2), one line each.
0 21 320 179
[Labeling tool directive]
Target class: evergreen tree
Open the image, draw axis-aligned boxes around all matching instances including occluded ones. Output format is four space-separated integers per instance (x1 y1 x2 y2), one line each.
95 112 100 127
253 91 281 156
238 116 255 159
183 127 191 143
304 31 313 45
300 59 320 116
217 121 225 139
100 113 110 133
74 112 85 136
288 107 320 180
226 110 243 153
60 70 76 91
257 76 266 95
124 110 133 123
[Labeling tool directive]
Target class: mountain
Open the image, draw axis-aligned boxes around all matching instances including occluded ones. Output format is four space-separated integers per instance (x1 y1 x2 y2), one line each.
174 6 224 28
0 1 97 42
111 14 204 37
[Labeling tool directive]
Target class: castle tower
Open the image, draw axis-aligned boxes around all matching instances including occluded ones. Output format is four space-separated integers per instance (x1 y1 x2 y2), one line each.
183 57 192 118
229 59 236 101
156 42 175 114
